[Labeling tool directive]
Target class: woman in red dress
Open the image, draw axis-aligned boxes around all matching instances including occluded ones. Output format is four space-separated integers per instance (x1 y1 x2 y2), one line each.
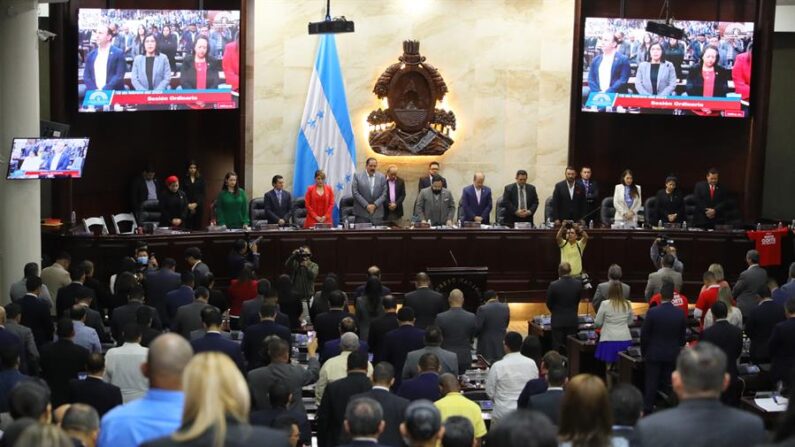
304 169 335 228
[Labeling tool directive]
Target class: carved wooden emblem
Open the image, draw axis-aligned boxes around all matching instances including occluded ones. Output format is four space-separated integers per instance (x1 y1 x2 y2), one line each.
368 40 456 156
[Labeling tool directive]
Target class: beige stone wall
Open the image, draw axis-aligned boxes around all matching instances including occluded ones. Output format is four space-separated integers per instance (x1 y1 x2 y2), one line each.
249 0 574 225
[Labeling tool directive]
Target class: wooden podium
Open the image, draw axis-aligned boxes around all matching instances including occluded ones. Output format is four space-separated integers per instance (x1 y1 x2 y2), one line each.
427 267 488 312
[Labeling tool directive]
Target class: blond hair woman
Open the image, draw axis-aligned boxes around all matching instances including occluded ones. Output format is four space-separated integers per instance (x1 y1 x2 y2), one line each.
142 352 288 447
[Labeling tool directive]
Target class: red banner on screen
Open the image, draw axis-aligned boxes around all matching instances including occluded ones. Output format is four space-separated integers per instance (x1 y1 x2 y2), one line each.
22 170 80 177
108 92 235 107
612 96 742 112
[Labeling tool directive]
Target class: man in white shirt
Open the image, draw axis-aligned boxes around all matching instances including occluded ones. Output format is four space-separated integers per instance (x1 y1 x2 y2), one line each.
586 31 631 95
315 332 373 404
485 331 539 422
105 323 149 403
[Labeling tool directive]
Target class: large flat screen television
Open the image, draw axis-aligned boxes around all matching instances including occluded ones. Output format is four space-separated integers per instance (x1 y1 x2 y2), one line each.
580 18 754 118
77 9 240 112
6 138 90 179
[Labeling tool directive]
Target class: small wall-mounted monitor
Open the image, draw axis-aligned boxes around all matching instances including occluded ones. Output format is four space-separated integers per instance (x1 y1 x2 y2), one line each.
6 138 90 179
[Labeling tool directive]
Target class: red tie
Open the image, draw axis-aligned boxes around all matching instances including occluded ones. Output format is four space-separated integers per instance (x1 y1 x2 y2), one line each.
710 185 715 200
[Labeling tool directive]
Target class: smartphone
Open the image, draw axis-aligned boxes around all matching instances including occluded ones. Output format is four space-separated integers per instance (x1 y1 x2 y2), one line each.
307 330 316 343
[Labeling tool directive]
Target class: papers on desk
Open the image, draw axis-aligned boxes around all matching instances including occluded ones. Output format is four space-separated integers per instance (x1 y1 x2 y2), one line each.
754 397 788 412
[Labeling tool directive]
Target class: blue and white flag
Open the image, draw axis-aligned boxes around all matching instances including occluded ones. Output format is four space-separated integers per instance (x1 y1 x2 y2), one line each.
293 34 356 225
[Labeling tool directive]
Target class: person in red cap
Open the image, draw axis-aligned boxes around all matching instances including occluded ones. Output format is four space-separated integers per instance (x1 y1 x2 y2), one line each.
159 175 189 229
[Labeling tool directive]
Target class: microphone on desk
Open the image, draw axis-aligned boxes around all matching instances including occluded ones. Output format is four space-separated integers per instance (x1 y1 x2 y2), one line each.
449 250 459 267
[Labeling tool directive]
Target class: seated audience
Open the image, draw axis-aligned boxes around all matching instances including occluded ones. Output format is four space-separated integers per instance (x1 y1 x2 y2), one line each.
609 383 644 447
485 332 539 422
768 296 795 387
104 324 149 403
400 400 445 447
435 289 477 375
68 352 123 417
435 373 487 442
402 326 458 380
40 319 90 407
475 290 510 363
317 351 373 447
558 374 623 446
398 353 442 402
636 343 766 447
441 416 475 447
351 362 409 447
338 397 387 447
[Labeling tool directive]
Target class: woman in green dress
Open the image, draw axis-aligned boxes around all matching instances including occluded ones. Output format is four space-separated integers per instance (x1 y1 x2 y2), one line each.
214 171 249 229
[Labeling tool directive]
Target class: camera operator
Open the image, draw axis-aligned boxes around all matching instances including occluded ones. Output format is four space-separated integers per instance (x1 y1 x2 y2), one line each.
556 221 589 277
650 236 684 273
285 245 319 324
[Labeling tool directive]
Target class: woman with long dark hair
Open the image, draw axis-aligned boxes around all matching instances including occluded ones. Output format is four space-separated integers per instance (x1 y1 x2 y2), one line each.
310 274 339 322
181 160 206 230
180 35 222 90
130 34 172 91
214 172 249 229
355 277 385 341
276 274 302 329
612 169 641 227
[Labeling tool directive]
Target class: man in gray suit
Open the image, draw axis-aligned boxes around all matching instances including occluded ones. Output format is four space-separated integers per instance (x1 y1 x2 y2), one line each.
414 175 455 226
248 337 320 415
593 264 631 311
636 342 766 447
351 158 388 225
644 254 683 301
476 290 510 363
435 289 476 374
4 302 39 375
171 286 211 339
402 325 458 379
732 250 768 318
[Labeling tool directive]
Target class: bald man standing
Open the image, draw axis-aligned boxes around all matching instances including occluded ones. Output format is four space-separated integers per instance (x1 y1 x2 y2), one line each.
98 333 193 447
435 289 477 374
460 172 493 224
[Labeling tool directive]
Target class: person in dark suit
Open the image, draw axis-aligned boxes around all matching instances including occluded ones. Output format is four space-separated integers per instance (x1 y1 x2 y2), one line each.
518 348 562 409
401 326 459 379
369 296 399 363
180 161 206 231
526 363 567 425
18 277 54 348
383 166 406 224
250 382 311 445
636 342 766 447
180 23 199 54
242 303 291 370
546 263 583 354
130 165 160 219
319 317 370 363
732 250 768 318
550 167 586 223
159 176 189 228
165 272 195 324
351 267 392 300
338 396 391 447
381 307 426 390
417 161 447 191
55 264 93 318
609 383 644 447
743 287 785 364
768 297 795 387
351 362 409 447
144 258 181 326
434 290 476 374
190 306 243 369
171 287 211 339
111 285 162 343
136 306 162 347
403 273 446 330
263 175 293 226
685 45 732 98
316 351 373 447
693 168 729 229
68 352 122 417
501 169 539 227
351 158 388 225
700 301 743 404
587 32 631 94
241 280 290 330
82 24 126 91
653 176 686 225
640 280 686 414
314 291 353 348
81 260 112 320
4 303 39 375
40 319 90 407
475 290 510 363
397 353 441 402
179 36 222 90
460 172 493 224
578 166 600 223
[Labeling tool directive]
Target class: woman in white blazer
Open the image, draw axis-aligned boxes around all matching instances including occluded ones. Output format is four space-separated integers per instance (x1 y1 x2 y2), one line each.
613 169 641 227
131 34 172 91
634 42 678 96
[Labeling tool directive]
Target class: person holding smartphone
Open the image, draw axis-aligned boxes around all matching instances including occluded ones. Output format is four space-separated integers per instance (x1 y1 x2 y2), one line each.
227 238 260 279
556 221 589 277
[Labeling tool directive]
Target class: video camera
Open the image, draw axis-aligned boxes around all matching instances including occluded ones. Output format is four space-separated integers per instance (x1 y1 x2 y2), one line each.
656 234 675 248
295 246 312 259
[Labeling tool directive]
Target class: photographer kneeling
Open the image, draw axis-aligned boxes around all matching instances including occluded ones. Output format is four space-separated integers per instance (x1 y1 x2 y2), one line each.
556 221 589 278
285 245 319 326
650 236 684 273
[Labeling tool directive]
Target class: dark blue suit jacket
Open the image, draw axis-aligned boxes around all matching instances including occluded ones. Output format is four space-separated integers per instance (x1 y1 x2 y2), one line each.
242 321 291 368
587 52 631 93
461 185 492 223
397 372 440 402
382 325 426 389
165 286 194 323
145 268 183 324
641 302 686 363
320 338 370 363
191 332 245 370
83 46 127 91
19 294 53 347
768 318 795 385
263 189 293 224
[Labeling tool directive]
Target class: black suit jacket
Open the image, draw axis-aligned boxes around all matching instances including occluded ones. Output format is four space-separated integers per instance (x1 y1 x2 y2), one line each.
19 294 54 347
111 302 162 342
403 288 447 329
314 309 353 348
578 179 600 205
527 388 565 425
692 181 729 226
242 321 291 369
351 388 409 447
263 189 293 224
130 175 159 215
700 320 743 377
84 276 112 314
501 183 539 225
418 175 447 191
40 339 90 407
316 372 372 447
381 325 426 389
653 189 686 224
768 318 795 384
369 313 400 363
179 57 222 90
745 300 786 363
384 177 406 219
84 306 110 343
191 332 245 370
56 283 94 318
546 277 583 328
641 302 686 363
551 180 586 222
68 376 123 416
144 268 182 325
143 424 289 447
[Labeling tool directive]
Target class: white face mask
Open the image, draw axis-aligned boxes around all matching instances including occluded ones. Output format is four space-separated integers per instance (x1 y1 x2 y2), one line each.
137 256 149 265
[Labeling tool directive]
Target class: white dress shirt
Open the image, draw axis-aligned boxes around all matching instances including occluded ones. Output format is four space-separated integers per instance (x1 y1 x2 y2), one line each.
485 351 539 421
475 187 482 204
314 350 373 404
94 45 111 90
598 52 616 92
104 342 149 403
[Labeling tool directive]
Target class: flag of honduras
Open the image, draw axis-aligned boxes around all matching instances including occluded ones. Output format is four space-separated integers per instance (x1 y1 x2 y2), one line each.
293 34 356 225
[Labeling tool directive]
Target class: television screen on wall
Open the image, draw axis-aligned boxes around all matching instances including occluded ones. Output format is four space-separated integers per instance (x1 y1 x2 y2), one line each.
77 9 240 112
7 138 90 179
580 18 754 118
